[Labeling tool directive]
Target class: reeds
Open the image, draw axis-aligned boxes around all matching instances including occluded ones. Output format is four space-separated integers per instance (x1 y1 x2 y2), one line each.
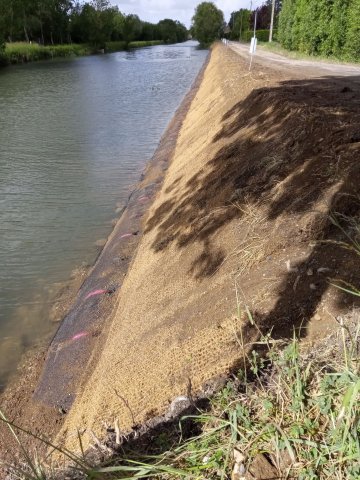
3 43 92 65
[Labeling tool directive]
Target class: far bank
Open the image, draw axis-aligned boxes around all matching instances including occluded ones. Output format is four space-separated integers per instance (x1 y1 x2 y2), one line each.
0 40 163 66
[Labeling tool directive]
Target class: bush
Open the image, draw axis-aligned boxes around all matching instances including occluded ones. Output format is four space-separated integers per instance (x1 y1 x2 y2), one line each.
192 2 224 46
3 42 92 64
278 0 360 61
128 40 163 48
240 29 276 42
105 41 127 52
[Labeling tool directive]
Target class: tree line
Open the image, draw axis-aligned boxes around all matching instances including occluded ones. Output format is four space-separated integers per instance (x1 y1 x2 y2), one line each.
192 0 359 61
0 0 188 48
278 0 360 59
228 1 282 41
191 1 282 46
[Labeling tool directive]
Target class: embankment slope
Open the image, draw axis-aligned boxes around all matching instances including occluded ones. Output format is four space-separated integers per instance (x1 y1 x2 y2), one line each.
59 43 360 451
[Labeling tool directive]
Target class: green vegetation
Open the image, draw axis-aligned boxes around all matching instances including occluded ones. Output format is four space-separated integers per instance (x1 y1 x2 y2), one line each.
240 29 278 42
191 2 224 47
105 40 163 52
228 1 281 41
1 317 359 479
128 40 163 49
278 0 360 60
228 9 251 41
157 19 188 45
3 42 92 64
0 0 188 66
0 39 166 65
103 40 127 53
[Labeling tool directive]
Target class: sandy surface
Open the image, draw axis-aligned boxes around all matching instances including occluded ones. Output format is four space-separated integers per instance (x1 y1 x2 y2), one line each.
55 43 360 453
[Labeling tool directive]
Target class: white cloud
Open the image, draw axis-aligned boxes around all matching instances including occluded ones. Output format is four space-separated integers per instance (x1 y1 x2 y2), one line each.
112 0 257 27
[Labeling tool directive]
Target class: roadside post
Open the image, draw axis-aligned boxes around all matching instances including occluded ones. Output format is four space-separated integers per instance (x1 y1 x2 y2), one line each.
249 7 258 71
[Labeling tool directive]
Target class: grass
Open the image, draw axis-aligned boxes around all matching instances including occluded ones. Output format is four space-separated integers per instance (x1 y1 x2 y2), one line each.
104 41 128 53
3 43 92 64
128 40 163 49
1 40 164 66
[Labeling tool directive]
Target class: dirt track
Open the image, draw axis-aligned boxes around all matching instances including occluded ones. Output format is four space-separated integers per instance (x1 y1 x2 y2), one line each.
229 41 360 79
1 42 360 462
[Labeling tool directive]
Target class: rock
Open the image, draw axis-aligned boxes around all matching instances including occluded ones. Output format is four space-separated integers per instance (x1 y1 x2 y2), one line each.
232 448 246 480
286 260 298 273
307 268 313 276
167 396 191 418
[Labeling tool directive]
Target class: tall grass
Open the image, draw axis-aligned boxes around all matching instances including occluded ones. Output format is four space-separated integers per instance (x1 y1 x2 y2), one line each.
104 41 127 53
1 40 164 66
128 40 163 48
3 43 92 65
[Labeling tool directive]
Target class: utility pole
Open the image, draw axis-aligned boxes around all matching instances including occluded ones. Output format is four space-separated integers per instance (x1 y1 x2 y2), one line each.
253 8 258 37
269 0 276 42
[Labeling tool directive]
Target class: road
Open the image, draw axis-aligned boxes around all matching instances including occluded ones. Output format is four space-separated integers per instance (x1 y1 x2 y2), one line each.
229 41 360 81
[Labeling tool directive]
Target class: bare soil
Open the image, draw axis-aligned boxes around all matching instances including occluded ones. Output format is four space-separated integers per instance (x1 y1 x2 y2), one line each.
1 42 360 470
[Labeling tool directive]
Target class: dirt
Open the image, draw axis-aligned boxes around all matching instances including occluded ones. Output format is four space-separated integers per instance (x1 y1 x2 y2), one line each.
1 42 360 469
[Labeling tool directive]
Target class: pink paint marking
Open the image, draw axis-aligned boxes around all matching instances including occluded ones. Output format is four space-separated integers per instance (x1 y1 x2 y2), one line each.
120 233 133 239
71 332 88 341
138 196 150 203
85 289 107 300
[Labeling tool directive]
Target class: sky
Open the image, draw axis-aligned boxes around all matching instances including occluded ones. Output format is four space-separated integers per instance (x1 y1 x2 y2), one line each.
113 1 263 28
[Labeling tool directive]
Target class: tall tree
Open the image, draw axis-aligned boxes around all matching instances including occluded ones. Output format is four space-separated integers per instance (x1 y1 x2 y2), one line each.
122 14 142 42
278 0 298 49
344 0 360 58
229 9 250 40
326 0 350 57
192 1 224 46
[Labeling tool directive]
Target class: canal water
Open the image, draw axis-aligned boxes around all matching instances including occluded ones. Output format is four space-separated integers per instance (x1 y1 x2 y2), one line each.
0 41 207 388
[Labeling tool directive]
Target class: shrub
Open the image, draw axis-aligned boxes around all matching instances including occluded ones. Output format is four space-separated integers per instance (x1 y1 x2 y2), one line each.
105 41 127 52
240 29 276 42
3 43 92 65
128 40 163 48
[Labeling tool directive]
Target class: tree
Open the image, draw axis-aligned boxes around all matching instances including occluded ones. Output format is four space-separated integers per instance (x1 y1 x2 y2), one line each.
191 1 224 46
229 9 250 40
0 11 5 64
278 0 359 60
0 0 187 50
157 19 187 43
158 19 178 43
326 0 350 57
278 0 298 49
122 14 142 42
344 0 360 59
